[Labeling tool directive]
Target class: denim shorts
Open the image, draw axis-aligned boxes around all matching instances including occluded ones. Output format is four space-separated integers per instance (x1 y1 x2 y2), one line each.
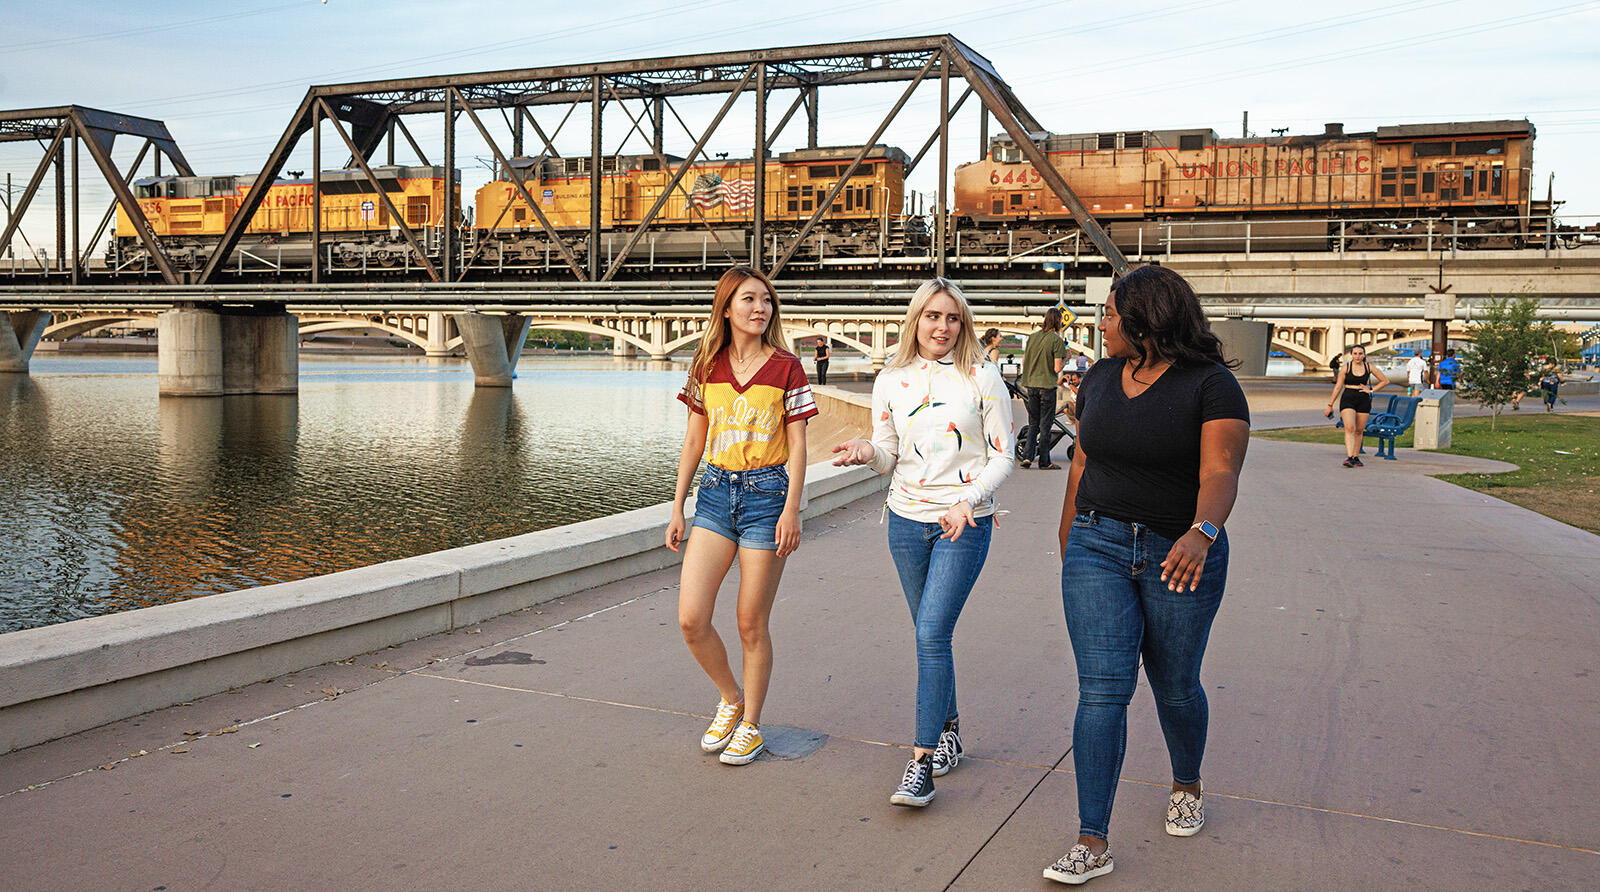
692 464 790 550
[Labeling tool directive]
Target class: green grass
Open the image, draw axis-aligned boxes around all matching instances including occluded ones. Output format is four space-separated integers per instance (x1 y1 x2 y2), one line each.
1257 414 1600 534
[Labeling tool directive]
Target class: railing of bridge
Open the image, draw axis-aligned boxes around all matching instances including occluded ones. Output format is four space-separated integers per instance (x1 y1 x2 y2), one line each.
4 212 1599 281
1149 212 1600 260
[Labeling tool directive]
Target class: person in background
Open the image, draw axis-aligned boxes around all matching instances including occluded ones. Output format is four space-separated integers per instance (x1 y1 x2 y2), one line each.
666 266 817 767
813 338 832 387
1437 348 1460 391
831 278 1015 809
1045 265 1250 885
1019 308 1071 469
1405 352 1428 397
1326 344 1389 468
1539 361 1563 412
1061 370 1083 426
981 327 1003 366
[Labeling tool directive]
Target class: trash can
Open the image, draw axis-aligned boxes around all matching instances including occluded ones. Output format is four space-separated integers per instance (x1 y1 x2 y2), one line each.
1414 389 1453 450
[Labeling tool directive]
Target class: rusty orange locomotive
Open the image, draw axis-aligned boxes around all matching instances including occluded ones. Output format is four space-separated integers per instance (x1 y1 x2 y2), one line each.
953 120 1544 252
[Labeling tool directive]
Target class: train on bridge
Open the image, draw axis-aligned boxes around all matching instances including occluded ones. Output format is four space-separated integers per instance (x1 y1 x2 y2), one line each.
99 117 1588 278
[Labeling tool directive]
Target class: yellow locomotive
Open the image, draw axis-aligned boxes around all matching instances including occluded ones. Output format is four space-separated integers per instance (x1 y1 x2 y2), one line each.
111 166 453 270
953 120 1538 251
473 145 913 265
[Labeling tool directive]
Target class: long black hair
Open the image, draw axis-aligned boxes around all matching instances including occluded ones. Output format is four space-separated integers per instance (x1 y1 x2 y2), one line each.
1110 265 1236 369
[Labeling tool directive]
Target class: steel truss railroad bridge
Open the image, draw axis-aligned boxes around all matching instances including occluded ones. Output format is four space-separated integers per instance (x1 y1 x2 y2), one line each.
2 38 1596 392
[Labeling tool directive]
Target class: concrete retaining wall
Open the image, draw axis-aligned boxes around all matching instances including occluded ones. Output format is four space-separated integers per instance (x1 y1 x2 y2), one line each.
0 460 887 755
810 384 874 429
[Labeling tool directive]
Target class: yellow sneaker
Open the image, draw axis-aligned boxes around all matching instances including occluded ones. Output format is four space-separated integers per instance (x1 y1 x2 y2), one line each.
701 698 744 752
718 721 765 765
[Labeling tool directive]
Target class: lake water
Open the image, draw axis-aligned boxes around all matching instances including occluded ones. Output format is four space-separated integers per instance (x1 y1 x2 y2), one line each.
0 354 693 633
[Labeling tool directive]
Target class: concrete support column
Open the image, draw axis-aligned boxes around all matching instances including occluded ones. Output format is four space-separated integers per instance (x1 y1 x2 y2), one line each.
1210 319 1271 377
158 308 223 396
0 311 50 374
159 307 298 397
221 310 298 395
1325 320 1347 362
647 318 669 361
455 312 531 387
612 337 632 357
424 311 454 357
869 322 888 372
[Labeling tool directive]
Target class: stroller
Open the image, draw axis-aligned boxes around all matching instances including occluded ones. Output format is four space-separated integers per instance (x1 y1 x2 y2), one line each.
1006 374 1077 463
1016 410 1076 463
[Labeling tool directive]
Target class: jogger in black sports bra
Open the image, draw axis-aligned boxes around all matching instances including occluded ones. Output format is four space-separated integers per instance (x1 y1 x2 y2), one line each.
1325 345 1389 467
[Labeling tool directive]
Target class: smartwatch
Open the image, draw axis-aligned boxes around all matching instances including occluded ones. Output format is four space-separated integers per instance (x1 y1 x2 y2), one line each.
1190 520 1219 542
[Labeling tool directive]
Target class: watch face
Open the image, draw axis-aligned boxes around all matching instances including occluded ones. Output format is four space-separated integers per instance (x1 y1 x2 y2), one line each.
1199 521 1219 540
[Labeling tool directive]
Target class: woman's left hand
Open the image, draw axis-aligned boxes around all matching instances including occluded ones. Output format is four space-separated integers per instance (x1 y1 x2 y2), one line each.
939 501 977 541
1160 531 1211 593
775 508 801 557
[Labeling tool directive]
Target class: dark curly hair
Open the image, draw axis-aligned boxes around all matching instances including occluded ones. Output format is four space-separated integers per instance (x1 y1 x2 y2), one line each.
1109 265 1237 369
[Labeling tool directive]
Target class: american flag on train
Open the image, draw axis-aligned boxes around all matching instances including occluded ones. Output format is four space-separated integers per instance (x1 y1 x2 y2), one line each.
688 174 755 212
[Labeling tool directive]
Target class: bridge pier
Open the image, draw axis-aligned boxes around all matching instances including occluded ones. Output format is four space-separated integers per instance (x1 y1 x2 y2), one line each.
158 307 298 397
423 312 455 357
0 311 50 374
455 312 531 387
868 322 887 371
611 338 633 357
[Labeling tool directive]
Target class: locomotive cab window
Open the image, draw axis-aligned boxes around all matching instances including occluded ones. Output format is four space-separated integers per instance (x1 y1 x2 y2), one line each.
1456 139 1505 156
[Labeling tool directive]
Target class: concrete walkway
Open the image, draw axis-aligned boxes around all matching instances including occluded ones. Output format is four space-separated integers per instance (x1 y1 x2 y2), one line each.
2 437 1597 889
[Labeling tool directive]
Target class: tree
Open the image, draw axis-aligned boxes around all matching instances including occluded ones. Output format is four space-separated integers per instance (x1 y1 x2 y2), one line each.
1457 295 1554 430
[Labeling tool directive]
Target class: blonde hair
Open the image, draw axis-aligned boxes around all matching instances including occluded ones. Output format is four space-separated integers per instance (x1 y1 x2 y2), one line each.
886 278 980 377
688 266 788 384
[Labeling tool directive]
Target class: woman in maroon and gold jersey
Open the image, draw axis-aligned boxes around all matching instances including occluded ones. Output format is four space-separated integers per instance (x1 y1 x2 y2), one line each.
666 266 817 766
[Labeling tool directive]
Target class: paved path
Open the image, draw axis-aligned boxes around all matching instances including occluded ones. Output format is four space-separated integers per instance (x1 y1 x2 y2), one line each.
2 437 1597 890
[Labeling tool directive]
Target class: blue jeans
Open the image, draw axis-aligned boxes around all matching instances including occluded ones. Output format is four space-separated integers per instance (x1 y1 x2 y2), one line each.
887 510 994 749
1061 511 1228 840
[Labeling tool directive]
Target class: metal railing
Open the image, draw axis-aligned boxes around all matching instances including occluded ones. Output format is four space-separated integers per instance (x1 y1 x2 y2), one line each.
1147 212 1600 261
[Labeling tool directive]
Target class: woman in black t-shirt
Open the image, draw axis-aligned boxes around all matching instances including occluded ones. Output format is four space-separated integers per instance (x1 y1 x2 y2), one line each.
813 338 831 386
1043 266 1250 886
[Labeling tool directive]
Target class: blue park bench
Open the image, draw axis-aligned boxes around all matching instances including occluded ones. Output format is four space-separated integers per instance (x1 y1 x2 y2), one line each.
1336 395 1422 460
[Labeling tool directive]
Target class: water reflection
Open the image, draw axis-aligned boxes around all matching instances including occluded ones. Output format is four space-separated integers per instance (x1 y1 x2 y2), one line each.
0 355 689 633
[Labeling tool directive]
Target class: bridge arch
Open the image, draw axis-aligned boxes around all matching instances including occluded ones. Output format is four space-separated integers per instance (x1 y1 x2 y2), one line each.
44 314 153 340
784 323 874 361
296 318 430 352
525 319 656 355
1268 337 1324 368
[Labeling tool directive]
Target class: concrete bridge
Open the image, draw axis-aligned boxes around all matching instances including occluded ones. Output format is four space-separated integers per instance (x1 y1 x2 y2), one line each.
5 247 1600 392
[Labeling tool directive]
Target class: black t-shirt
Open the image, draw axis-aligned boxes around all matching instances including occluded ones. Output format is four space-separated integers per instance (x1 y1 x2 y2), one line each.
1074 357 1250 540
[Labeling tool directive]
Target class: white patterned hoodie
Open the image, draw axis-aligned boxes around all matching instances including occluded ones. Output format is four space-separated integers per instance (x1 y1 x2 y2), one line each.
867 357 1016 522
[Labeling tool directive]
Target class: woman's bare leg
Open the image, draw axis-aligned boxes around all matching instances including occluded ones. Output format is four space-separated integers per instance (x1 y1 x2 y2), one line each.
733 546 787 725
677 530 742 703
1340 407 1361 457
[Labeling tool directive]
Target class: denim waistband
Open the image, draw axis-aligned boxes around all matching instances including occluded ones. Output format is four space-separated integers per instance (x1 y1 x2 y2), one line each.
1076 510 1170 539
703 464 788 486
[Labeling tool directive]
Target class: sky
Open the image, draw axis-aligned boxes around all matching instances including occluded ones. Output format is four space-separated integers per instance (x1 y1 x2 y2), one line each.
3 0 1598 259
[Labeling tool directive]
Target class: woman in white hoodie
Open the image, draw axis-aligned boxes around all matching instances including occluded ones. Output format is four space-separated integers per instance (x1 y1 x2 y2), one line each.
832 278 1015 807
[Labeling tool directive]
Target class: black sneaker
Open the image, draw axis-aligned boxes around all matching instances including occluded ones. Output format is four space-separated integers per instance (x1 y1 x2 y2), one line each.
890 754 935 807
932 724 963 777
1342 457 1355 468
1351 456 1364 467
